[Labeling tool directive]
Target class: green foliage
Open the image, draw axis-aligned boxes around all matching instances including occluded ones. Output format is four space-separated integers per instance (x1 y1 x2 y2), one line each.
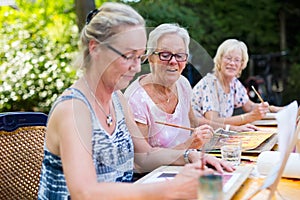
130 0 300 104
131 0 281 56
283 63 300 104
0 0 78 113
0 0 299 111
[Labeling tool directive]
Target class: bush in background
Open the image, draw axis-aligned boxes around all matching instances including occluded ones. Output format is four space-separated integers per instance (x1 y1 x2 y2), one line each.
0 0 78 113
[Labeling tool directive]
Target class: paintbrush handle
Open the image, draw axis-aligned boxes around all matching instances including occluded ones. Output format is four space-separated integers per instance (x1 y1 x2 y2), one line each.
155 121 195 131
251 85 264 103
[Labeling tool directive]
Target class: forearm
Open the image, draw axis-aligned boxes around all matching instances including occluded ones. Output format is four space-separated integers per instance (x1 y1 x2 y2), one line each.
222 114 248 126
134 147 185 173
205 114 244 126
73 182 169 200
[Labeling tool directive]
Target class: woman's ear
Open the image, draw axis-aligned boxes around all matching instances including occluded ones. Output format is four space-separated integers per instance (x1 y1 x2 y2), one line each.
88 40 99 55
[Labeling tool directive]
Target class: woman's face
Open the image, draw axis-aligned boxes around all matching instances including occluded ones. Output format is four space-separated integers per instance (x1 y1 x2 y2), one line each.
220 49 243 79
96 25 147 91
149 33 187 86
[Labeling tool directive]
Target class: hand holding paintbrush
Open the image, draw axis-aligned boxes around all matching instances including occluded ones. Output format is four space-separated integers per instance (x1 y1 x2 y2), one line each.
251 85 283 113
155 121 214 149
155 121 235 173
251 86 264 103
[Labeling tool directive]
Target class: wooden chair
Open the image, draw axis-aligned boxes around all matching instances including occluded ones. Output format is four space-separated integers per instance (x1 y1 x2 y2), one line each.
0 112 47 200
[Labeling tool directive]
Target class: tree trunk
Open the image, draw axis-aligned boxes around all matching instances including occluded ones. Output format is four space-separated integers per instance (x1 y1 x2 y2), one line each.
75 0 95 32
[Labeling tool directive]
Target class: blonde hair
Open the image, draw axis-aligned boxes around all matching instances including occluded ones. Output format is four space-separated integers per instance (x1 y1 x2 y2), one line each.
73 2 145 69
213 39 248 77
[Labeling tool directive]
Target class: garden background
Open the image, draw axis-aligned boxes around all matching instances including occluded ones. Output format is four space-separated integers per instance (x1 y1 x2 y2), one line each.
1 0 300 113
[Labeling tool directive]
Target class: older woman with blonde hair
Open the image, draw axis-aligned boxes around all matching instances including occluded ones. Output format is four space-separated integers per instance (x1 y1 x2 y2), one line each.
37 3 234 199
192 39 281 128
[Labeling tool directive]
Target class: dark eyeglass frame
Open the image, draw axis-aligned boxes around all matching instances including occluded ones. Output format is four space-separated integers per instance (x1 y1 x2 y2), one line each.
106 44 129 60
152 51 188 62
106 44 148 63
86 9 100 25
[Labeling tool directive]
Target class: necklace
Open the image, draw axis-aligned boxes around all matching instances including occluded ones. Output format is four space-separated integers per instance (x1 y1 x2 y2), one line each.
83 77 113 127
153 83 174 103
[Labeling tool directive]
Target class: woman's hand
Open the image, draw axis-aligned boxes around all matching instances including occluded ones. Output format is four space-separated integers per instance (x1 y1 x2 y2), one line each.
269 105 283 113
248 102 270 121
231 124 258 132
187 125 214 149
168 162 214 199
188 152 235 173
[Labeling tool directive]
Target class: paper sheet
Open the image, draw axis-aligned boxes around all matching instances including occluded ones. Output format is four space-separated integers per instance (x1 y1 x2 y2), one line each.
260 101 298 189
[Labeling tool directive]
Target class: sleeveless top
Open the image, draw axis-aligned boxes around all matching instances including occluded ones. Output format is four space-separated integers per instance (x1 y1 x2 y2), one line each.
38 88 134 200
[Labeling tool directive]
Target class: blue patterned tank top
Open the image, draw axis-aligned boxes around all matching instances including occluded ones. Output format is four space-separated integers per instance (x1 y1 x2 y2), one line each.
38 88 134 200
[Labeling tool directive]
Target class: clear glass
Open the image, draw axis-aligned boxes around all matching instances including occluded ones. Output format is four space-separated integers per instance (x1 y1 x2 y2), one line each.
220 138 242 166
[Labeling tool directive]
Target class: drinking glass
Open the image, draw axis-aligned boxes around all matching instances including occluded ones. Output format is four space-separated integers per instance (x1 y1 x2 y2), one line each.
220 138 242 166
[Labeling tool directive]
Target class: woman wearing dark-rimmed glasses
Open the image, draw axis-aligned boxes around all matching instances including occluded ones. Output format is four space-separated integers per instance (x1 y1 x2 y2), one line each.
124 23 216 150
37 3 233 200
125 24 256 152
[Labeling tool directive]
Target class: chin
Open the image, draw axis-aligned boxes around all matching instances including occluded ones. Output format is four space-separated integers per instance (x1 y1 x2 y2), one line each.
115 81 129 91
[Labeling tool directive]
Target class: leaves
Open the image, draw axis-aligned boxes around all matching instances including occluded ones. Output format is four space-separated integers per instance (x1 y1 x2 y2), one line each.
0 0 78 113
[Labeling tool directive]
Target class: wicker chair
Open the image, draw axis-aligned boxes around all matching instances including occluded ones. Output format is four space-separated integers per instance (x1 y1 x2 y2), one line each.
0 112 47 200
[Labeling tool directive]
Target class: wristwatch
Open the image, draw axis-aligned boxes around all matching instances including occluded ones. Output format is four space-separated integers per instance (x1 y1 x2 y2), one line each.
183 149 197 163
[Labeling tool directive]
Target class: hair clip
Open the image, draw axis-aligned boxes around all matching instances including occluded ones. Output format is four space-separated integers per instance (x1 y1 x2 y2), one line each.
86 9 100 25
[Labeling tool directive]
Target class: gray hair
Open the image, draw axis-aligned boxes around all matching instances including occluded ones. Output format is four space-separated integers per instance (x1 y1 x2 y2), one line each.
213 39 249 77
74 2 145 69
146 23 190 55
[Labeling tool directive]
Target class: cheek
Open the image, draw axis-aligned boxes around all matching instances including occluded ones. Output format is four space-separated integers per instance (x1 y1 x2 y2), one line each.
179 63 187 72
220 63 226 70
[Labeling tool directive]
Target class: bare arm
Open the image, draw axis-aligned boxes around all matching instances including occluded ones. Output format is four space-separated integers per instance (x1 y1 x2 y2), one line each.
118 91 233 173
204 100 269 126
117 91 187 172
48 95 205 200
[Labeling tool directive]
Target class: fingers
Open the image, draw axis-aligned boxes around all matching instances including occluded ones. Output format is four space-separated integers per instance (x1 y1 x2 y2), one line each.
203 155 235 173
196 124 214 132
243 124 259 131
253 103 269 118
184 162 214 175
247 124 259 131
194 125 214 139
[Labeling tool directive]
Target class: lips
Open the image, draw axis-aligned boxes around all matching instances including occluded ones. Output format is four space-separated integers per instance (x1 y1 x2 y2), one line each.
166 68 178 72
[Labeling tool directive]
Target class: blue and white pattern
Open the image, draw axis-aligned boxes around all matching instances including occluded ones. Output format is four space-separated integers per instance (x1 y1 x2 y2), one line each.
192 73 249 118
38 88 134 200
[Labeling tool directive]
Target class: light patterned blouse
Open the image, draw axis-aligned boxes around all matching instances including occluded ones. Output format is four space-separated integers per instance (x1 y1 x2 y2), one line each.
192 73 249 118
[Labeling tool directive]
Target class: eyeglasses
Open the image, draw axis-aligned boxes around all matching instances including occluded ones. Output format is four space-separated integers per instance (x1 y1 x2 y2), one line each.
106 44 148 64
152 51 188 62
223 56 242 64
86 9 100 25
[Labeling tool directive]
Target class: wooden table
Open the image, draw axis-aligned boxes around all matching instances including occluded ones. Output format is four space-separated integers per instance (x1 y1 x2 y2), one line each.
232 175 300 200
135 164 300 200
135 125 300 199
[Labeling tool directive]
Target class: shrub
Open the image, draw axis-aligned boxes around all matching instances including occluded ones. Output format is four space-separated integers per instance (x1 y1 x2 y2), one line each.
0 0 78 113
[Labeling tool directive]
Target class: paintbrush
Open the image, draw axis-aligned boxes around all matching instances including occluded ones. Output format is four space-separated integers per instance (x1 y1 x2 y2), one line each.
155 121 207 169
155 121 195 131
251 85 264 103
